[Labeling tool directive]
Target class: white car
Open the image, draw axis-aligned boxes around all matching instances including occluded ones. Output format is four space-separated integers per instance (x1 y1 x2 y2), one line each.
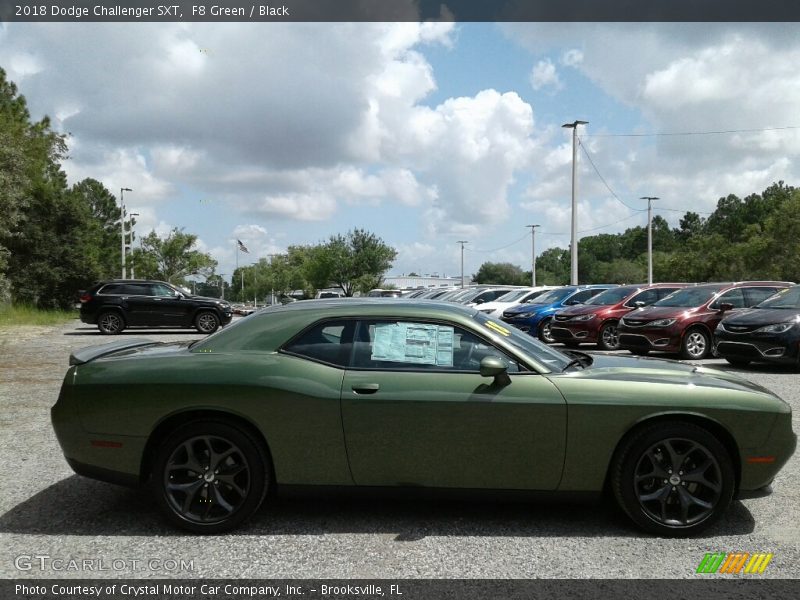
475 286 555 317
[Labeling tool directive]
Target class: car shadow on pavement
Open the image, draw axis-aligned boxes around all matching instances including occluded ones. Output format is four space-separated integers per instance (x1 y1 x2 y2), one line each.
0 475 756 540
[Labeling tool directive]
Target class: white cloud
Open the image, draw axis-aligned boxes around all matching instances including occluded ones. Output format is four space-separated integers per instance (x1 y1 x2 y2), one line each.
530 59 562 91
561 49 583 67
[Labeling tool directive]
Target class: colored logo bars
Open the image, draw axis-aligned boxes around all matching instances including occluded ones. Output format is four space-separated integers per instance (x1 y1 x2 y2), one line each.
696 552 773 574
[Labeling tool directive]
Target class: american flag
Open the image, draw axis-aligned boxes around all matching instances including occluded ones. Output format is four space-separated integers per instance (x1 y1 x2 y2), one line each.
237 239 250 253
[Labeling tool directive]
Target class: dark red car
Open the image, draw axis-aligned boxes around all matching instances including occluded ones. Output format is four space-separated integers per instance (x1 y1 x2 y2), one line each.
617 281 792 359
550 283 686 350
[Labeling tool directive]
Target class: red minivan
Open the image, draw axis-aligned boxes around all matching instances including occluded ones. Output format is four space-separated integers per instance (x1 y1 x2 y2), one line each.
550 283 686 350
617 281 793 359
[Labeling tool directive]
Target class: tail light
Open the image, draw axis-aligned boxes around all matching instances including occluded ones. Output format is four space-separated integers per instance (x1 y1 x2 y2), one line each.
79 293 92 303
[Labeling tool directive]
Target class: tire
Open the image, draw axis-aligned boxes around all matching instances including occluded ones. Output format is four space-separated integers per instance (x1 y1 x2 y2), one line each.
725 357 751 368
538 318 555 344
152 420 269 534
563 341 581 349
195 311 220 334
611 421 734 536
97 310 125 335
597 321 621 351
680 327 711 360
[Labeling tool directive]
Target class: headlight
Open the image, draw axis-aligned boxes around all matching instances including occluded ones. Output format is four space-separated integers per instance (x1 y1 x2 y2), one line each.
571 313 595 321
648 318 676 327
479 308 494 314
757 322 795 333
517 312 535 319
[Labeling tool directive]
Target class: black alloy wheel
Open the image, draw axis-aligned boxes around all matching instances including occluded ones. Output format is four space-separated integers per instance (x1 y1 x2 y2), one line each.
195 311 220 334
153 421 269 533
612 421 734 536
97 311 125 335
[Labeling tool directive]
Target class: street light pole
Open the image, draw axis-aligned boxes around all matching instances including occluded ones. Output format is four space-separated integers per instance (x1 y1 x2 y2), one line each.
128 212 139 279
526 225 540 287
641 196 659 285
562 120 588 285
119 188 132 279
457 241 468 288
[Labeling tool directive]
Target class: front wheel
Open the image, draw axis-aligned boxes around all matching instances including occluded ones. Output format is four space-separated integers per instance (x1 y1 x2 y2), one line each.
538 318 555 344
598 321 620 351
152 421 269 533
611 421 734 536
681 328 710 360
195 311 220 334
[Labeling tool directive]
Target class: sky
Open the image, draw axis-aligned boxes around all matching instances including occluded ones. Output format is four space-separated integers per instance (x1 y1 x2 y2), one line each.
2 20 800 281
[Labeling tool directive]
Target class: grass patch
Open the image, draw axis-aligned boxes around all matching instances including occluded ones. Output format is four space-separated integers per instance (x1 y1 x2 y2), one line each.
0 303 78 327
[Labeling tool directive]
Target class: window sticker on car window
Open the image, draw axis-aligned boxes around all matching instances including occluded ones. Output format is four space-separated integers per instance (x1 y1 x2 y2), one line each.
484 321 510 336
371 323 454 366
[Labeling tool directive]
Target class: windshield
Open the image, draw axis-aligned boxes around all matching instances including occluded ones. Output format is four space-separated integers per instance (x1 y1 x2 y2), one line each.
473 312 570 371
757 285 800 309
583 286 639 306
495 288 533 303
653 285 726 307
527 287 572 305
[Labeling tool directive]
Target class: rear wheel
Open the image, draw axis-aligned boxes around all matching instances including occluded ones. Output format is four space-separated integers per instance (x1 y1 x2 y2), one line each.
598 321 620 351
195 311 220 334
152 421 269 533
97 310 125 335
681 328 710 360
611 421 734 536
538 318 555 344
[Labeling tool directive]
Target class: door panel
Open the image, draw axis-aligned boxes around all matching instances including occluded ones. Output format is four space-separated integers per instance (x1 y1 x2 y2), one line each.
341 370 567 490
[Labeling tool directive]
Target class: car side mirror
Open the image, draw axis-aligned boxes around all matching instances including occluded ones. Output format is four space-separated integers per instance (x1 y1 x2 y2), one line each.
718 302 734 313
176 292 184 299
475 298 485 304
480 356 511 386
634 301 646 308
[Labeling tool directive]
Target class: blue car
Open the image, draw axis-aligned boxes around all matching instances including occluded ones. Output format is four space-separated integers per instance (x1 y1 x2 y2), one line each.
500 285 617 343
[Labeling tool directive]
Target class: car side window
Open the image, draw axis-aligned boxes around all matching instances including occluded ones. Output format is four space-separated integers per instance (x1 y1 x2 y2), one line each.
352 320 520 373
121 283 150 296
282 320 355 368
710 288 746 309
99 284 123 295
151 284 177 297
567 289 598 305
625 289 658 308
656 287 680 300
743 287 779 307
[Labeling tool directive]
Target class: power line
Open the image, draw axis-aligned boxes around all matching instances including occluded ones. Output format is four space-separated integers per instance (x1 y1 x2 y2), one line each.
538 210 645 236
578 138 646 212
464 233 529 254
584 125 800 138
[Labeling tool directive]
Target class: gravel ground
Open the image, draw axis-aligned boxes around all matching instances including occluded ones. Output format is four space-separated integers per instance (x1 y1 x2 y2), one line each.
0 319 797 579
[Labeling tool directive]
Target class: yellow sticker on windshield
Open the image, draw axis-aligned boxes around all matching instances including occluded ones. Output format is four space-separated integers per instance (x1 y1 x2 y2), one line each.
484 321 510 336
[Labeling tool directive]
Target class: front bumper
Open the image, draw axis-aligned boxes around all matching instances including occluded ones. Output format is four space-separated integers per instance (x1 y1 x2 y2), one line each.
550 321 598 343
618 325 681 353
715 329 800 364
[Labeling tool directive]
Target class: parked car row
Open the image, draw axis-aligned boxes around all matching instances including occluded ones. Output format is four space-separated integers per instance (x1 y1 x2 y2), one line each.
487 279 798 366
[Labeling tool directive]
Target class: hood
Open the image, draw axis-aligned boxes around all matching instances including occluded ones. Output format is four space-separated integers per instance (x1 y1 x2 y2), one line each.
556 304 605 317
187 294 230 304
505 302 559 315
552 353 776 396
622 305 701 322
722 308 800 327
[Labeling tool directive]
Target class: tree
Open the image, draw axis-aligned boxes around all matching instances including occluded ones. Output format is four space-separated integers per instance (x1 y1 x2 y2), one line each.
473 262 527 285
0 67 68 303
305 229 397 296
132 228 217 284
70 178 124 279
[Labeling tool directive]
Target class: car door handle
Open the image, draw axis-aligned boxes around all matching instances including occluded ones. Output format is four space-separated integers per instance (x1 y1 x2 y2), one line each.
352 383 380 394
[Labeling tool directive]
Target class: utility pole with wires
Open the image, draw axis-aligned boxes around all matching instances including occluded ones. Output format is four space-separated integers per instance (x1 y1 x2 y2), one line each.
457 241 468 288
562 120 588 285
236 239 250 300
119 187 132 279
526 225 540 287
641 196 659 285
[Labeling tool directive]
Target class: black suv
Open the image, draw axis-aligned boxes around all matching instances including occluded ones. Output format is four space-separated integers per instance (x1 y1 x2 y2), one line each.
80 280 233 334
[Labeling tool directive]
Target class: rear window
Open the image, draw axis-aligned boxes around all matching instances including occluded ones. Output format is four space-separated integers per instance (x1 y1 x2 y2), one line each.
99 284 124 295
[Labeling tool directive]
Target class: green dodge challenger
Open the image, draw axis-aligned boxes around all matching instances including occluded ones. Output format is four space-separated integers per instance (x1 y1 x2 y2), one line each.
52 299 796 535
